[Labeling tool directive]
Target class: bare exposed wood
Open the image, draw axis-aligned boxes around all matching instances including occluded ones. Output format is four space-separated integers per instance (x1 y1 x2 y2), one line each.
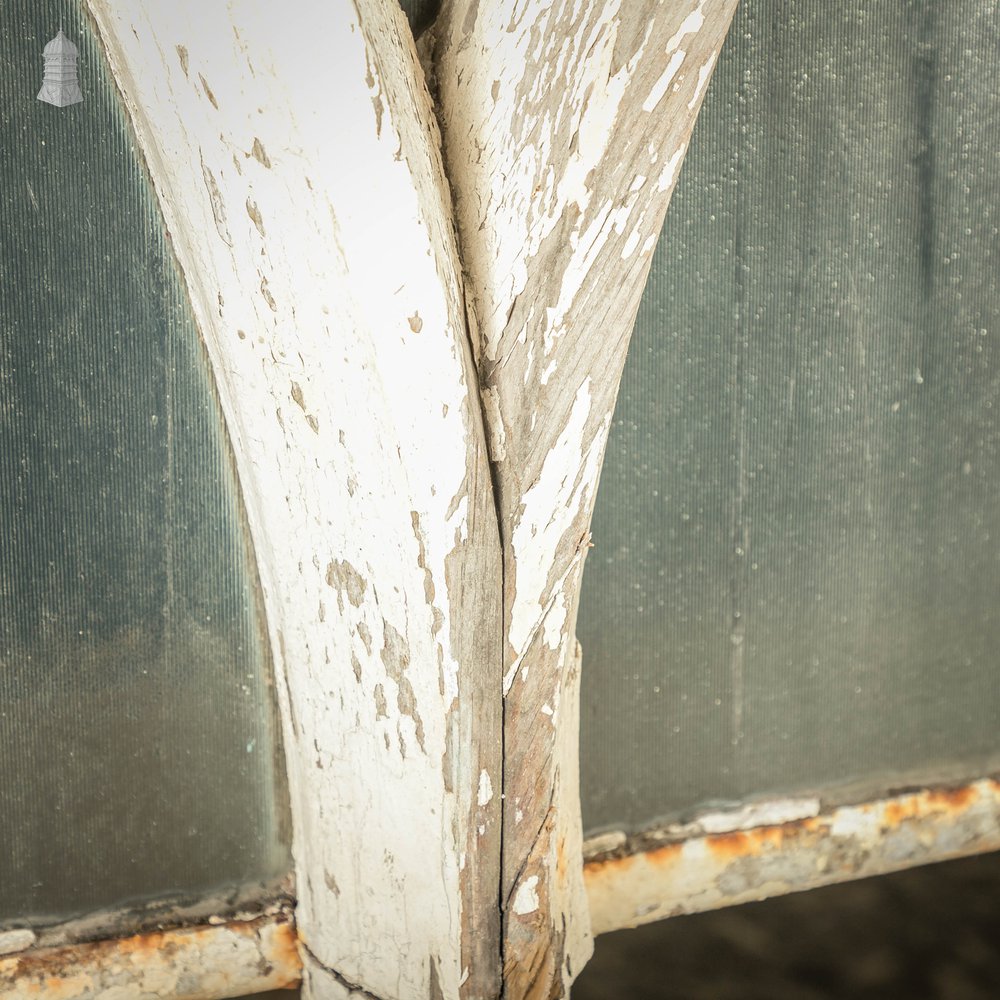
84 3 501 999
584 778 1000 935
430 2 739 993
0 912 299 1000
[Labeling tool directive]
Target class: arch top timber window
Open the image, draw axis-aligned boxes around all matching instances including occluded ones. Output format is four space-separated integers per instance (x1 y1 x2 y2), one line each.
0 1 289 927
5 0 998 996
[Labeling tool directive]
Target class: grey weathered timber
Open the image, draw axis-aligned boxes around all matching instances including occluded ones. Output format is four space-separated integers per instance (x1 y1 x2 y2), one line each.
429 2 739 995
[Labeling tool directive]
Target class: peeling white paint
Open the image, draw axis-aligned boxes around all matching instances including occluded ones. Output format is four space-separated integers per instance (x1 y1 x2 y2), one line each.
697 797 821 835
830 807 882 839
65 1 740 999
0 930 35 958
666 6 707 52
542 592 568 650
513 876 540 916
620 226 643 259
643 50 686 113
432 3 737 992
657 145 687 192
508 380 593 666
689 50 719 109
478 770 494 807
544 200 636 350
0 916 298 999
85 4 502 999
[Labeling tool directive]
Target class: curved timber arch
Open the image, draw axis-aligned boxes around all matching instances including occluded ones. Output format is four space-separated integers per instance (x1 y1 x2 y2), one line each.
83 1 737 997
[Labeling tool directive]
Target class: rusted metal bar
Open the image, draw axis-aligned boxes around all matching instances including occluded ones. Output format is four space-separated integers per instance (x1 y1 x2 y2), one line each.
0 911 301 1000
584 777 1000 935
4 777 999 996
584 778 1000 934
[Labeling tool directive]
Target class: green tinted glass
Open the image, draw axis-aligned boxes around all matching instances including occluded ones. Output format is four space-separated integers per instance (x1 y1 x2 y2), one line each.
0 1 289 922
580 0 1000 834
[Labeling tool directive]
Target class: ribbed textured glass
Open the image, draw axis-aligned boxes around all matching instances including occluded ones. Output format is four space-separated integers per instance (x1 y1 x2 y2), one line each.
0 2 289 923
580 0 1000 834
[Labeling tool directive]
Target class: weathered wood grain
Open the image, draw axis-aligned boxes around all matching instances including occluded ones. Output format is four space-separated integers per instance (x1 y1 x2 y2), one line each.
84 3 501 999
80 1 737 997
430 2 739 994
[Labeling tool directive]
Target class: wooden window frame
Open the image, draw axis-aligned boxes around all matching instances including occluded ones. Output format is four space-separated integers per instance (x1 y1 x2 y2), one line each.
4 2 999 999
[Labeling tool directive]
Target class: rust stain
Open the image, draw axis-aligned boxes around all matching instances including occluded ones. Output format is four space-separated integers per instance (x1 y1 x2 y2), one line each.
268 919 303 977
584 841 683 880
706 830 754 859
925 785 977 811
1 915 301 998
645 842 684 869
882 785 978 827
705 825 789 856
115 929 174 957
584 776 1000 936
883 799 918 827
591 781 996 883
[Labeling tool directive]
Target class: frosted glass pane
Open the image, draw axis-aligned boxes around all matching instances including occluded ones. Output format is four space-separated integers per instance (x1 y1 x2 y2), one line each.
0 2 289 923
580 0 1000 834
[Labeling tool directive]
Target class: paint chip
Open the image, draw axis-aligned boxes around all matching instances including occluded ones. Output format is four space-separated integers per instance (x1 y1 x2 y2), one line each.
0 928 36 956
246 197 265 236
251 137 271 168
198 73 218 109
478 769 493 806
513 875 540 915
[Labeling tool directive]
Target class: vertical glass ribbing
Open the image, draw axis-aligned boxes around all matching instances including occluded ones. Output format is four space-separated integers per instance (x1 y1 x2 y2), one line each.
580 0 1000 835
0 1 289 923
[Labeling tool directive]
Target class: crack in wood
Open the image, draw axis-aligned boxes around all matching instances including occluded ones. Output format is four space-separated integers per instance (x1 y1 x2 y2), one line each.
300 941 385 1000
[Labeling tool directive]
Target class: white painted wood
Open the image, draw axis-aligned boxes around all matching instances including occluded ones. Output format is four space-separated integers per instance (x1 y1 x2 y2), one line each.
84 3 501 999
430 2 739 994
82 1 737 997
